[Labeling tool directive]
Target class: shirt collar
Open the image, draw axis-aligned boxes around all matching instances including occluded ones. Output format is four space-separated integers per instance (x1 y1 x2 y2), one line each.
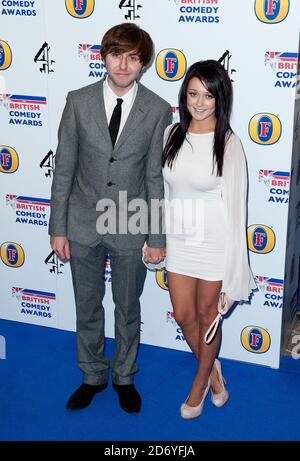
103 78 138 107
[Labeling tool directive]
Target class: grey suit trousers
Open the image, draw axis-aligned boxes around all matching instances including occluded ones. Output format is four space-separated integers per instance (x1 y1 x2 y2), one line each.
69 240 147 386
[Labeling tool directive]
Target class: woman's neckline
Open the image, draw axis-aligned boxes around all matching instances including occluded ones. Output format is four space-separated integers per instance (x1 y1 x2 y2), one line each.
188 131 215 135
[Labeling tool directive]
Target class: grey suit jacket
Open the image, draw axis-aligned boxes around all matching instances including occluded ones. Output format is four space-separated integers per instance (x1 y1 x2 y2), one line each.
49 79 172 250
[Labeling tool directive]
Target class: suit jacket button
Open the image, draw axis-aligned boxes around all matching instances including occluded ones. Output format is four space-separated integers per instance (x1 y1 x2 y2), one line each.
107 181 114 186
110 157 115 163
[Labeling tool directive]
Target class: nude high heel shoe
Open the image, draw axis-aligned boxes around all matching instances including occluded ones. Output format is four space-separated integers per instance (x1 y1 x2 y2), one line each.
211 358 229 408
180 378 211 420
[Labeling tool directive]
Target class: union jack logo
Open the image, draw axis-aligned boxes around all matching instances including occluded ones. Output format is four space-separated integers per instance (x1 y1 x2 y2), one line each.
0 94 11 108
6 194 17 207
12 287 55 300
265 51 298 70
6 194 50 208
255 276 284 292
0 94 46 108
258 170 290 186
78 44 101 62
12 287 23 299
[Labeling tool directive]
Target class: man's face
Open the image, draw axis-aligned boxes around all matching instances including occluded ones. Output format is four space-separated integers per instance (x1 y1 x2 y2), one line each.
104 50 143 96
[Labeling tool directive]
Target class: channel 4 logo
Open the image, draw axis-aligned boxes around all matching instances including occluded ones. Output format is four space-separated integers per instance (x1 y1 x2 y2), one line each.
156 49 187 81
255 0 289 24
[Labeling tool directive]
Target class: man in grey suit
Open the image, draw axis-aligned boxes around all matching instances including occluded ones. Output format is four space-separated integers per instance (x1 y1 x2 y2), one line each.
49 23 172 413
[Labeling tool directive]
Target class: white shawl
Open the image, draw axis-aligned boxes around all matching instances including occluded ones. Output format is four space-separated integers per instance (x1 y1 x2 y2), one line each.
221 133 256 301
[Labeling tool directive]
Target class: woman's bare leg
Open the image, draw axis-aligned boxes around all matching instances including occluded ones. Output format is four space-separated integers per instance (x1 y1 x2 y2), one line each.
167 272 199 356
186 279 222 406
167 273 224 405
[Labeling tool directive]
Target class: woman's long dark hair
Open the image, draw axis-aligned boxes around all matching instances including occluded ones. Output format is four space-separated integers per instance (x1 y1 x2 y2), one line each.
162 60 233 176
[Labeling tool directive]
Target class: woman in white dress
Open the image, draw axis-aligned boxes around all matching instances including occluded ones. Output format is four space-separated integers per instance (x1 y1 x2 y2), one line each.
162 60 256 419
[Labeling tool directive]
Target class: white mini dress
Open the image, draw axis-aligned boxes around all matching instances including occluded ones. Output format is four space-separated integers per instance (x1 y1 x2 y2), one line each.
163 131 227 281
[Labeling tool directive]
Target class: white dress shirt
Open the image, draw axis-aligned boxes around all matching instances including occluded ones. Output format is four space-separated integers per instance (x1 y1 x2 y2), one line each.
103 78 138 144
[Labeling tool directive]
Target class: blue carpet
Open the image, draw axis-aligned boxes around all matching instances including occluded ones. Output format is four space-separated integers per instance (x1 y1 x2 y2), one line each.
1 319 300 441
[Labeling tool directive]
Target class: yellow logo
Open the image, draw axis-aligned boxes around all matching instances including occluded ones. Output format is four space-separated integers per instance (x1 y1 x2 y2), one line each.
241 326 271 353
0 242 25 268
247 225 275 254
0 40 12 70
0 146 19 173
156 270 169 290
255 0 289 24
65 0 94 18
249 113 281 145
156 49 187 81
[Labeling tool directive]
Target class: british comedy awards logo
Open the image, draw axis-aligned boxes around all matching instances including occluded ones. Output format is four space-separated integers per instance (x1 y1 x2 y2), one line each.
6 194 50 227
1 1 37 16
255 0 289 24
65 0 94 18
0 146 19 173
258 169 290 204
12 287 55 319
168 0 221 23
78 43 106 79
241 326 271 353
265 51 298 89
0 93 47 126
255 276 283 309
249 113 282 145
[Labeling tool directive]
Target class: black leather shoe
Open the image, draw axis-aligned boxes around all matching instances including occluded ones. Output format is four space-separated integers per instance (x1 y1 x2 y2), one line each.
112 383 142 413
66 382 108 410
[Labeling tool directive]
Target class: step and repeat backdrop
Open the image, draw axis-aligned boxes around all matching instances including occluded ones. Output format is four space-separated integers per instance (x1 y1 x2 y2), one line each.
0 0 299 368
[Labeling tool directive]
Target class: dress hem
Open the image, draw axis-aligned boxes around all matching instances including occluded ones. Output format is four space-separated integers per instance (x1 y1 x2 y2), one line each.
166 266 223 282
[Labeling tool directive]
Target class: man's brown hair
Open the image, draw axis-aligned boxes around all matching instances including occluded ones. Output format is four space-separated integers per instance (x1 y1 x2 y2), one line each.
101 23 154 68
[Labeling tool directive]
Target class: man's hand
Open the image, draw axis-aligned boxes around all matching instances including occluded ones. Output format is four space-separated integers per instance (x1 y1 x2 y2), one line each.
50 236 70 261
143 246 166 264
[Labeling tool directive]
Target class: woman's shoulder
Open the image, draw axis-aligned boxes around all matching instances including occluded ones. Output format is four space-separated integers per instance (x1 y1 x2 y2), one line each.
224 132 246 167
226 131 242 146
225 131 244 153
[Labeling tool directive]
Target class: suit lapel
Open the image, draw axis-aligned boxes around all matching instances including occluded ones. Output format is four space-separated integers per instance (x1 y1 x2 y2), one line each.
87 80 111 145
87 80 148 150
114 83 148 151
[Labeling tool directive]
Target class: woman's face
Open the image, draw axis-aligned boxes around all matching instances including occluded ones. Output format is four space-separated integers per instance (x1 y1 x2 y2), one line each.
186 77 216 126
